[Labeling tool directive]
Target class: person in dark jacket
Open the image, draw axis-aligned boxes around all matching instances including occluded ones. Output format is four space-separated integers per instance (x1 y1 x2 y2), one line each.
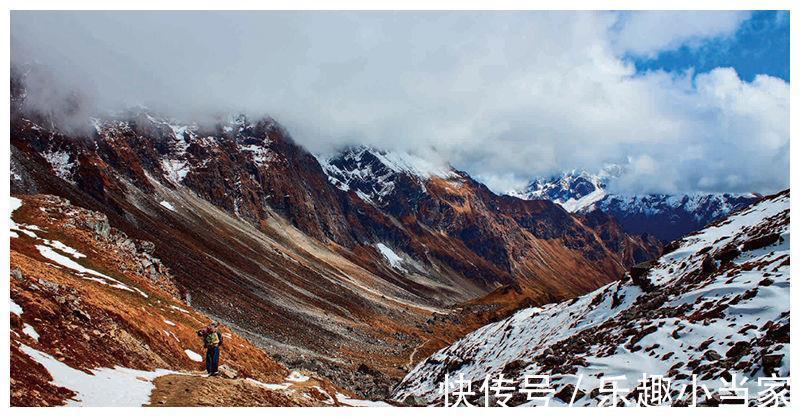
197 321 223 376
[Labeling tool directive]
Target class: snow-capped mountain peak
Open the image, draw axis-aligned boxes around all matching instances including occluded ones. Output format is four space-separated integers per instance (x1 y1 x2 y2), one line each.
317 146 453 205
511 169 609 213
512 168 759 242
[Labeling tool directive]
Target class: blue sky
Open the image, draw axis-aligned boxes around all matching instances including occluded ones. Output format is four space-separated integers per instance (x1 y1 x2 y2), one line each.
632 11 789 82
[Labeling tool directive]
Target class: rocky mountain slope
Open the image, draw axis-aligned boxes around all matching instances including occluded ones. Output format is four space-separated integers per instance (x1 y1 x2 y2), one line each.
10 194 369 406
394 190 789 406
513 170 759 242
11 111 445 398
594 193 761 242
319 146 661 285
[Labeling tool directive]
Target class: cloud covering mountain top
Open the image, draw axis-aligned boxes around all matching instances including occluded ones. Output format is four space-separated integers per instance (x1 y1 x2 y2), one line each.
10 11 788 195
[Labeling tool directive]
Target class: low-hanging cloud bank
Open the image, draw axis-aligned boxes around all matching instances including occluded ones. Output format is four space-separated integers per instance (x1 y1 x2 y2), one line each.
10 11 788 195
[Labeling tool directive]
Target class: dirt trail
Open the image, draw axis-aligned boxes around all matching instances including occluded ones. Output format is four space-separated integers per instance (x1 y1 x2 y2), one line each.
147 373 342 407
406 338 430 370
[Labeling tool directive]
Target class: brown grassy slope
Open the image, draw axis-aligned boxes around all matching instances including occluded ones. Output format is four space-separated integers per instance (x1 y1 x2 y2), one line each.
9 195 308 405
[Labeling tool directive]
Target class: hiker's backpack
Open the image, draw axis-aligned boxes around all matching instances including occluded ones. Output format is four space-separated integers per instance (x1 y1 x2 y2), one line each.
205 331 220 347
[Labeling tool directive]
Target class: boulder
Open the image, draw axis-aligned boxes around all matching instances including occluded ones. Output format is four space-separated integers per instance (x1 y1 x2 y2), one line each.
713 247 740 264
554 384 584 404
766 322 789 343
761 354 783 375
136 240 156 254
701 254 717 274
703 350 721 361
630 260 656 292
11 267 24 281
86 215 111 239
725 341 750 359
741 233 781 252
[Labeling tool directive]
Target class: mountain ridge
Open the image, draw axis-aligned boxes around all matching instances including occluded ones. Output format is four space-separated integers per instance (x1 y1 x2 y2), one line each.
511 169 760 242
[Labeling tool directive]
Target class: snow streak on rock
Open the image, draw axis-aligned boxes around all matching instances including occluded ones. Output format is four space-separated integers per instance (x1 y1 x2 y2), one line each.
376 243 406 271
43 150 75 183
35 244 147 297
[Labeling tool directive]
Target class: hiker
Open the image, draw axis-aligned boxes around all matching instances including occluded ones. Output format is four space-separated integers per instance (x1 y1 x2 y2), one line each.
197 321 223 376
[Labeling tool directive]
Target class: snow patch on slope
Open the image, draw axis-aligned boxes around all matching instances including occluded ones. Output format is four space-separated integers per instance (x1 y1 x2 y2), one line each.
19 344 174 406
35 243 148 298
10 197 42 239
160 122 193 184
561 187 606 212
160 201 176 211
286 371 310 382
10 196 23 228
371 149 452 179
43 150 74 183
44 240 85 259
161 159 190 183
376 243 406 271
11 299 23 316
22 323 40 341
239 143 275 166
184 349 203 362
335 393 392 407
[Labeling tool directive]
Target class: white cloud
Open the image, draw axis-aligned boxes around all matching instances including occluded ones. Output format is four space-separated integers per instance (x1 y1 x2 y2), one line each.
10 11 788 195
612 11 751 57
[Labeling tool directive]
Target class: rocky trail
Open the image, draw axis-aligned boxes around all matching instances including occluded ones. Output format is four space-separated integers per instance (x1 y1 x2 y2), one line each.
406 338 431 371
146 371 347 407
